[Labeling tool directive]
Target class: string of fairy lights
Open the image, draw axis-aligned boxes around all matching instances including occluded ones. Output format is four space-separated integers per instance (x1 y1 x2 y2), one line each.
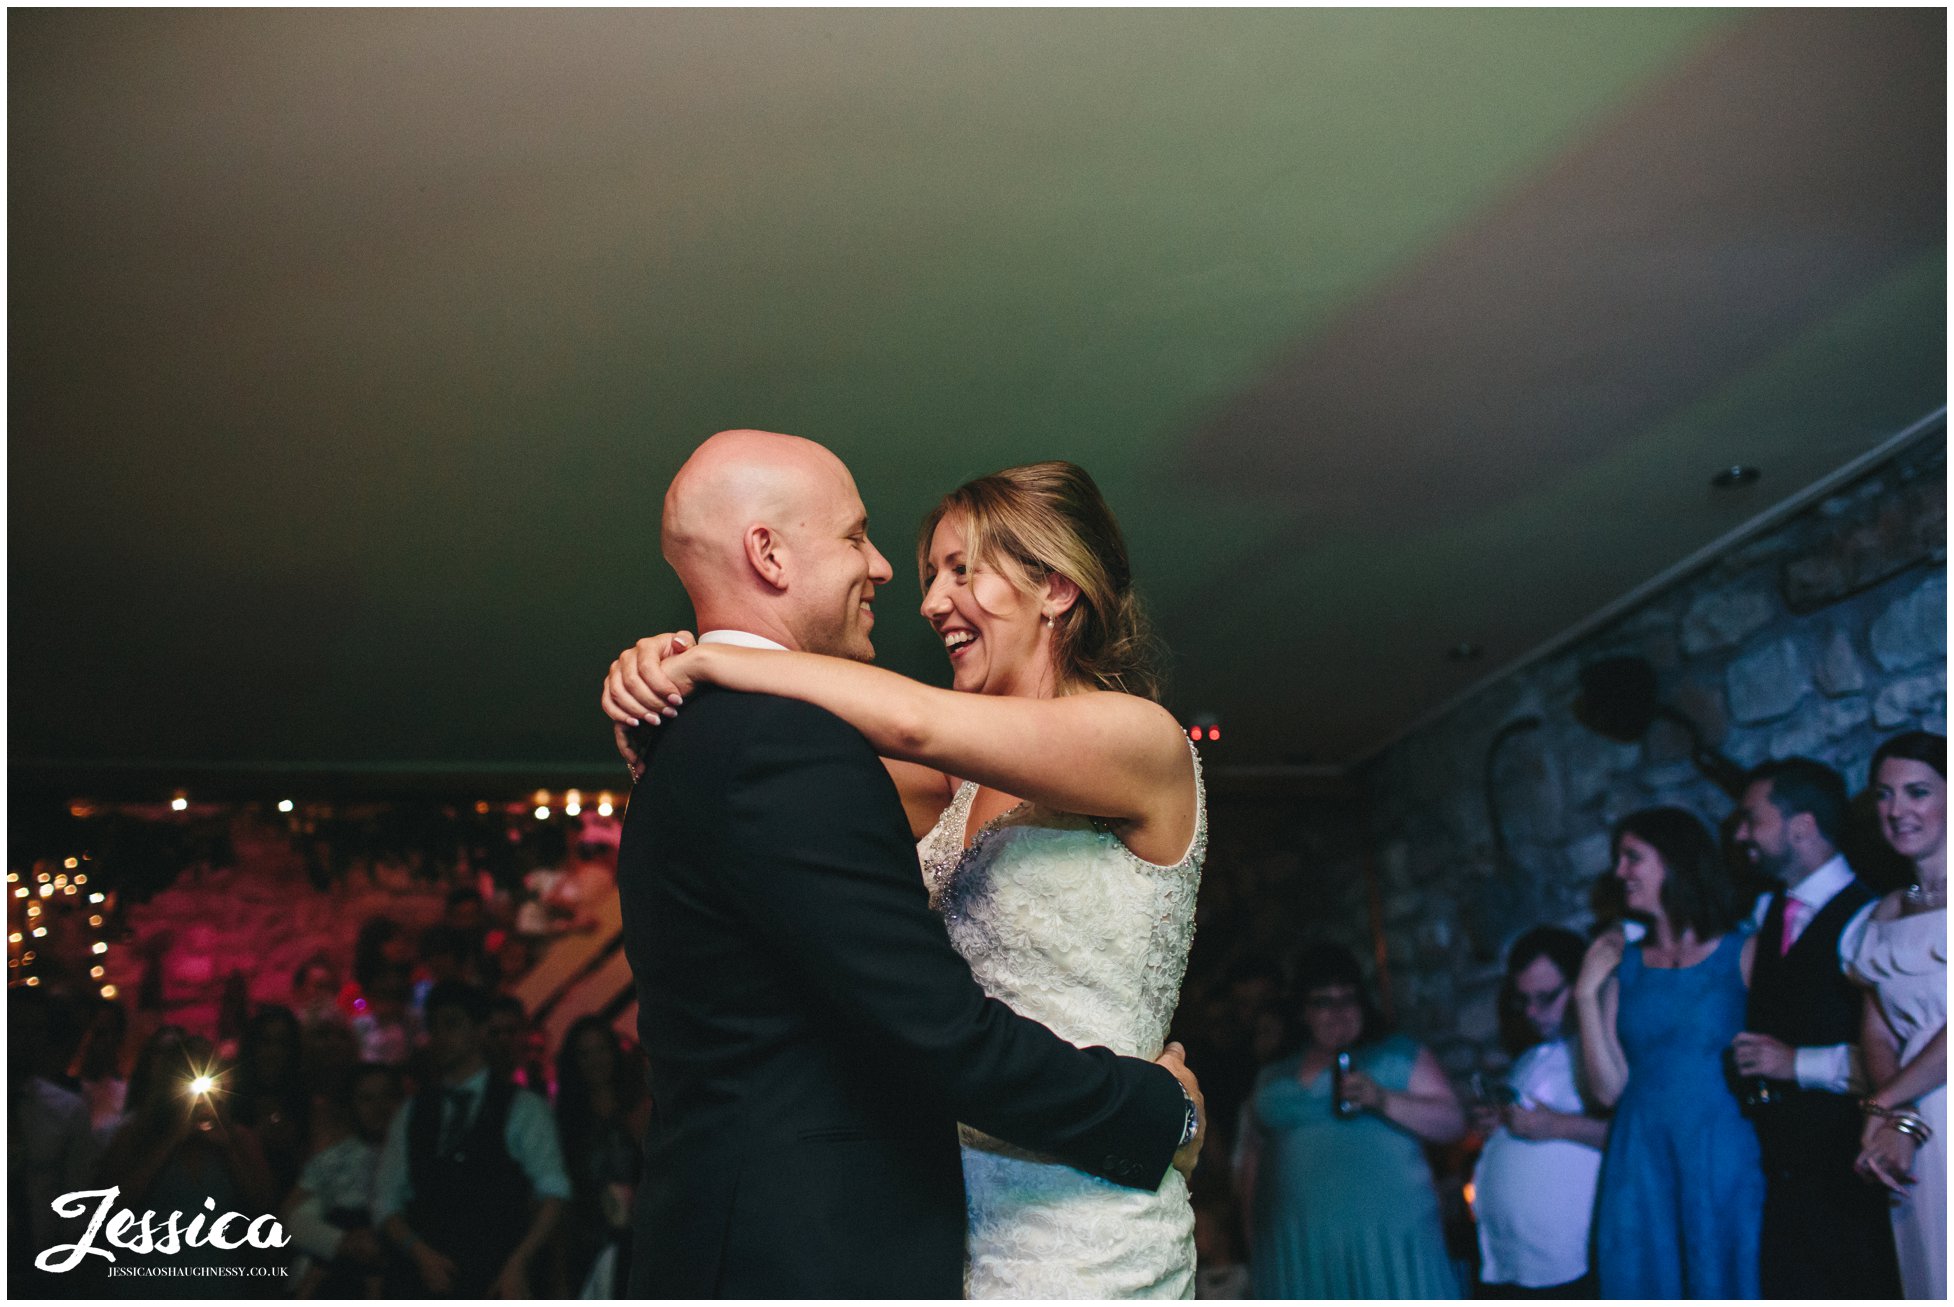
7 853 113 996
510 788 617 822
7 786 624 994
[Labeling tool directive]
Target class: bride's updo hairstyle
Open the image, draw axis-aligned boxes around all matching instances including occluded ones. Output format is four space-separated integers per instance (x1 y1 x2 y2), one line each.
916 461 1165 703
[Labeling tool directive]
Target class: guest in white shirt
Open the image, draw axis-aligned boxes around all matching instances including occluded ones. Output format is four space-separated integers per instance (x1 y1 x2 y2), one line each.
284 1062 402 1297
1471 927 1607 1298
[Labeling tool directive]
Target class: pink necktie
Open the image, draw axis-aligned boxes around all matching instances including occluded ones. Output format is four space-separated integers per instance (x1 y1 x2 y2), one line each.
1780 897 1805 956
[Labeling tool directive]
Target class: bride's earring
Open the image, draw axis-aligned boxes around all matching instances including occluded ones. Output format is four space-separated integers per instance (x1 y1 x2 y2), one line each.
1042 613 1053 627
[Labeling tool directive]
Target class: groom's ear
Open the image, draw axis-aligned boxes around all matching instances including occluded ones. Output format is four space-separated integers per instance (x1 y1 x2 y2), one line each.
744 524 790 591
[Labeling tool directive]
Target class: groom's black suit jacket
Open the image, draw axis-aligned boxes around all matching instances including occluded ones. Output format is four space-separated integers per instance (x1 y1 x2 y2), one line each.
617 688 1184 1299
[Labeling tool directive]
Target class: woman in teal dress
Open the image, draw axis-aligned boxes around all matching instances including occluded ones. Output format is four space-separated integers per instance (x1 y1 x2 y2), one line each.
1575 806 1761 1299
1234 945 1465 1299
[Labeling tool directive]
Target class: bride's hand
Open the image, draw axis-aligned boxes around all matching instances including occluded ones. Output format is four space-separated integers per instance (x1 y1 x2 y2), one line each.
602 632 699 727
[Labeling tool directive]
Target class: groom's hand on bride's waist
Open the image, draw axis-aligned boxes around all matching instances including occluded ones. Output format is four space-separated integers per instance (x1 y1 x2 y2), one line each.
1155 1041 1206 1181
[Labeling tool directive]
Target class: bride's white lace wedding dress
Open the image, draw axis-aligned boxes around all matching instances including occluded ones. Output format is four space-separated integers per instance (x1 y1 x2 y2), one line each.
916 744 1205 1299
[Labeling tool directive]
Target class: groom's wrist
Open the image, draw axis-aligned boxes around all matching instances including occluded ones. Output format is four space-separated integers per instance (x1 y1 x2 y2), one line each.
1175 1081 1199 1149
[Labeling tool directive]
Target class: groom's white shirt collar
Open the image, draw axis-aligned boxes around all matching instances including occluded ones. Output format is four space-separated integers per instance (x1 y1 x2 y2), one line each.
699 629 788 651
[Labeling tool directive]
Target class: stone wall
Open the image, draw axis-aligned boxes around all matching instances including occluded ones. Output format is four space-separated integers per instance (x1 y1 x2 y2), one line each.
1342 435 1944 1078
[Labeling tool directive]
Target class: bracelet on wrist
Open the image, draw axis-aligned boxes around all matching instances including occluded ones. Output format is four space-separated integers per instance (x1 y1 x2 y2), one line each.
1862 1099 1934 1145
1891 1114 1934 1145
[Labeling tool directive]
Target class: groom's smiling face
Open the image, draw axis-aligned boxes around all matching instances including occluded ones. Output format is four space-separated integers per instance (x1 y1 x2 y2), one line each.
783 460 893 663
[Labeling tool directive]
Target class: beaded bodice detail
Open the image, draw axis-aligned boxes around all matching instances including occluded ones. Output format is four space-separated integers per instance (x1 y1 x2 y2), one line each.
916 738 1205 1062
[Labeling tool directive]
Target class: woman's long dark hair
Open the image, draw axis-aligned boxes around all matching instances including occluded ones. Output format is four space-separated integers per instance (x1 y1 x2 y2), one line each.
553 1016 647 1192
1872 731 1946 780
1612 806 1740 940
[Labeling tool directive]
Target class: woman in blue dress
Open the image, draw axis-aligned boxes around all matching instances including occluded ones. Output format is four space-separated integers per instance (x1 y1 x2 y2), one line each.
1574 806 1761 1299
1234 945 1465 1299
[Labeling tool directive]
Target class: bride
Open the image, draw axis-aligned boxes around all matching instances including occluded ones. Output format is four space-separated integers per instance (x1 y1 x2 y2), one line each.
602 460 1204 1298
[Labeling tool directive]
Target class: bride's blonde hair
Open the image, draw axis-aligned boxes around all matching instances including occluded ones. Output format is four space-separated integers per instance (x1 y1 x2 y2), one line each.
915 461 1164 703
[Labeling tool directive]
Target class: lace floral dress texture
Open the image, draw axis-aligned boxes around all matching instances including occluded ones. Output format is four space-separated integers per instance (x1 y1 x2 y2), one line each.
916 741 1206 1299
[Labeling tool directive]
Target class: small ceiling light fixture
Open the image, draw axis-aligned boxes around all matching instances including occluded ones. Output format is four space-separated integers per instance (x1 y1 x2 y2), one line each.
1711 465 1761 489
1447 642 1484 663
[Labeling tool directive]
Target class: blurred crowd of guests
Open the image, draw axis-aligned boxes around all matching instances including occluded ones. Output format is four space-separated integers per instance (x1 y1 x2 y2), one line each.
1178 731 1945 1301
9 832 648 1300
11 733 1944 1300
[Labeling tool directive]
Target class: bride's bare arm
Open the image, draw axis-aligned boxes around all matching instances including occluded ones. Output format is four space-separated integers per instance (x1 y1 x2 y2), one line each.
605 640 1193 840
605 633 955 838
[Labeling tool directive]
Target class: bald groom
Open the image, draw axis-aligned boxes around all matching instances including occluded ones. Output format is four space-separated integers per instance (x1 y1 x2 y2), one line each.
614 430 1200 1297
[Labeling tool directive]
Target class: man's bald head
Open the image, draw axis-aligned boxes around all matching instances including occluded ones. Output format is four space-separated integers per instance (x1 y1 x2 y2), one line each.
661 429 893 658
662 429 847 570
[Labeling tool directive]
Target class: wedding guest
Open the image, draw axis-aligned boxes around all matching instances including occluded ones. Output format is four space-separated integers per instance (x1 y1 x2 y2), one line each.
1181 957 1284 1162
9 988 99 1294
284 1063 402 1297
483 993 529 1086
1850 731 1947 1300
1577 807 1761 1299
443 886 490 954
489 933 535 992
72 994 131 1140
97 1033 281 1281
290 953 347 1031
1236 944 1463 1298
300 1018 362 1151
554 1016 651 1297
1471 927 1606 1298
375 982 570 1298
1728 757 1898 1297
353 917 415 992
351 966 418 1066
232 1005 311 1202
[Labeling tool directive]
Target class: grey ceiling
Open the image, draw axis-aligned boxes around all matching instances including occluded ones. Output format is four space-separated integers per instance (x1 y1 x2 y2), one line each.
8 7 1945 782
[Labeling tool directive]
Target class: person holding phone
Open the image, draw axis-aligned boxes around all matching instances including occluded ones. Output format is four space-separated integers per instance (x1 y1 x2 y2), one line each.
1470 927 1608 1297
